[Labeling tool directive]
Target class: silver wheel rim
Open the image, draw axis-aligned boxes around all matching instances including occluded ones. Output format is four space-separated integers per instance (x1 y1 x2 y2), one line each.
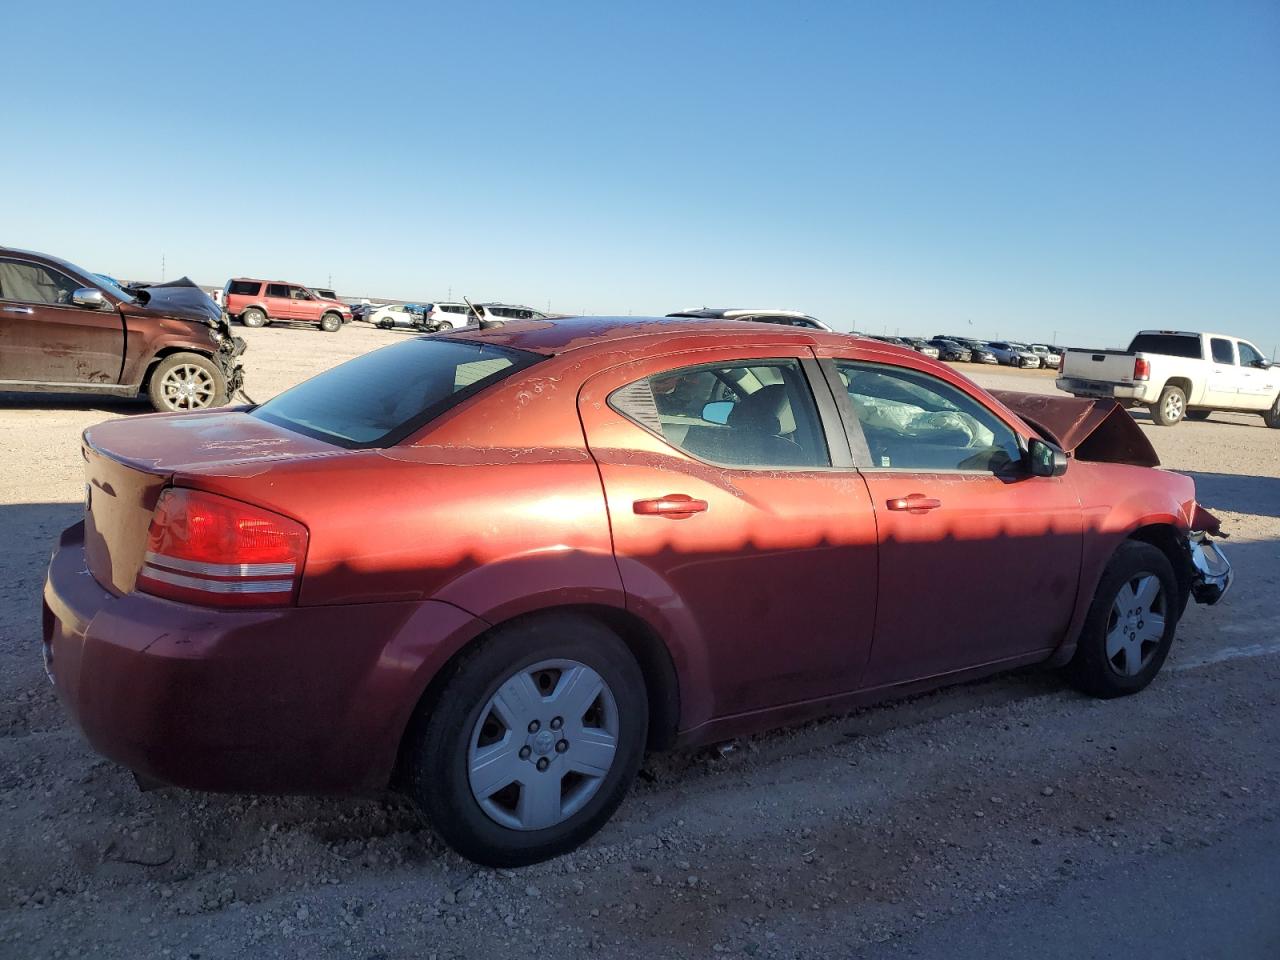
1164 392 1184 421
1105 574 1166 677
467 659 619 831
160 364 216 410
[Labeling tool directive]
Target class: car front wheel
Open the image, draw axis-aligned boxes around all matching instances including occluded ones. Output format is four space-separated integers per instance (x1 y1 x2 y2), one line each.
147 352 227 412
1066 541 1180 698
404 614 648 867
320 313 342 332
1265 394 1280 429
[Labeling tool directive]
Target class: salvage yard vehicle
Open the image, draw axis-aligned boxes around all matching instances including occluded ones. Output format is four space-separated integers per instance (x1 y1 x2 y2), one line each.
368 303 424 330
222 278 351 332
666 307 833 331
1028 344 1062 369
0 247 245 412
1057 330 1280 427
928 338 971 362
421 301 475 332
43 317 1232 867
986 340 1042 368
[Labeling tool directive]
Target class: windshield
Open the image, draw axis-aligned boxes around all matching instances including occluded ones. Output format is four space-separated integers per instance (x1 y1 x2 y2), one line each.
252 338 543 448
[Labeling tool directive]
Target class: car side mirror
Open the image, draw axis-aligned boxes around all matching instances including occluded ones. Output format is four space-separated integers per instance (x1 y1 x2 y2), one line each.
701 400 734 425
1252 359 1271 370
1026 438 1068 478
72 287 108 309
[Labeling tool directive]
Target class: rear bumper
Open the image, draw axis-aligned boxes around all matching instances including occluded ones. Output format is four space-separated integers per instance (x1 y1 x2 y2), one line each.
43 522 483 795
1056 377 1153 403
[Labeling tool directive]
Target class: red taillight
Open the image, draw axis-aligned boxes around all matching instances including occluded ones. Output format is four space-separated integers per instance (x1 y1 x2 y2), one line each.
1133 357 1151 381
136 488 308 608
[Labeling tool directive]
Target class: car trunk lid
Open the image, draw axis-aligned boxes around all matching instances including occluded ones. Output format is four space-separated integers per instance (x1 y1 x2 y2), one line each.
81 409 342 594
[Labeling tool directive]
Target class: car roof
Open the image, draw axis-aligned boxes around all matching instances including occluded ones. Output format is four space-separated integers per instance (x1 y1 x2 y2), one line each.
439 315 903 358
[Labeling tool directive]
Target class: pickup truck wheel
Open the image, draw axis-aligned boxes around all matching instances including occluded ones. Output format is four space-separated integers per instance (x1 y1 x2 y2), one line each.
1185 410 1212 421
404 613 647 867
320 313 343 332
1065 541 1179 699
1149 385 1186 426
1265 396 1280 429
148 352 227 412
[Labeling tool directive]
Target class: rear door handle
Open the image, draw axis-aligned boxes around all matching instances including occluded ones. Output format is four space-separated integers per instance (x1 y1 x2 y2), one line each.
3 306 34 314
633 494 708 519
887 494 942 513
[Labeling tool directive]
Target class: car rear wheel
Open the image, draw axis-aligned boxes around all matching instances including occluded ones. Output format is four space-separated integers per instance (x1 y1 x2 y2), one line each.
378 317 394 329
404 613 647 867
320 313 342 333
435 320 454 332
147 352 227 412
1065 541 1180 699
1149 385 1186 426
241 308 266 328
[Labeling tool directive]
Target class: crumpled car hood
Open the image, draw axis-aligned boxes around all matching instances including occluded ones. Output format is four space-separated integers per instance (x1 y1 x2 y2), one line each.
124 277 223 327
991 391 1161 468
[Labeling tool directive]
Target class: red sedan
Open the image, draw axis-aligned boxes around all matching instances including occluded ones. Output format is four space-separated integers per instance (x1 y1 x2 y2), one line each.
43 317 1232 866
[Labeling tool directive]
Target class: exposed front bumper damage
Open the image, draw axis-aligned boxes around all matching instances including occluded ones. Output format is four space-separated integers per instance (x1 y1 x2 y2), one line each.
1188 533 1232 606
215 334 247 397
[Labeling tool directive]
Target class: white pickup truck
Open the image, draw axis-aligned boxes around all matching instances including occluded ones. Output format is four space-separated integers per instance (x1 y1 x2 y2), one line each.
1057 330 1280 427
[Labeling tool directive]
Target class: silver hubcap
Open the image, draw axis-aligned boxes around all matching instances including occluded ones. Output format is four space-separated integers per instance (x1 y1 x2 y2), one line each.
468 659 619 831
1105 575 1166 676
160 364 215 410
1164 393 1184 420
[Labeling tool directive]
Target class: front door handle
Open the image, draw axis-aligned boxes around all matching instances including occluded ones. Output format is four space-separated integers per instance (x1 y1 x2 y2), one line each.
887 494 942 513
2 306 34 315
633 494 708 519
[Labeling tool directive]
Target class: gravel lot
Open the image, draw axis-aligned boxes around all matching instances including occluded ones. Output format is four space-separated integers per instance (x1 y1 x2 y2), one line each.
2 323 1277 959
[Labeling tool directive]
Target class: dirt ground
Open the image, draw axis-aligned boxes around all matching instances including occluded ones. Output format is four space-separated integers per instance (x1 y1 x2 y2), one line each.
1 323 1277 959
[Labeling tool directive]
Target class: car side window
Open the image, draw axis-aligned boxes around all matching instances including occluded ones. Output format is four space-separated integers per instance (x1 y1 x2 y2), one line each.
290 287 311 300
266 283 289 298
1210 338 1236 365
610 359 830 468
1238 341 1265 367
834 361 1022 473
0 259 81 306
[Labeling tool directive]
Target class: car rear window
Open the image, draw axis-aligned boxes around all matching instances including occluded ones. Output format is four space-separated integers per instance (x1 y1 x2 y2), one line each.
1128 334 1202 359
228 280 261 296
252 339 543 448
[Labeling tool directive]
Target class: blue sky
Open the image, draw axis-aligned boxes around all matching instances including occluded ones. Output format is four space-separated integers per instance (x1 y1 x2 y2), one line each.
5 1 1278 352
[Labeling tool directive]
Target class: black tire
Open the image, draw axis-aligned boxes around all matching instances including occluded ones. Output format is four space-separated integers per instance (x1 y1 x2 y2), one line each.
1185 410 1212 421
1065 541 1180 699
436 320 454 332
320 313 342 333
241 307 267 328
1265 394 1280 429
404 614 647 867
1149 385 1187 426
147 352 228 412
378 317 394 330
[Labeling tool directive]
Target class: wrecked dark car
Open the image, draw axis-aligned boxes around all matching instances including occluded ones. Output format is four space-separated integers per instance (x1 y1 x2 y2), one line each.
0 247 245 411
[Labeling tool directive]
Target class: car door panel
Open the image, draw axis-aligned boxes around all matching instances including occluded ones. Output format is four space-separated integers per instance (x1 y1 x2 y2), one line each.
577 347 879 729
0 258 125 384
815 350 1083 687
1205 337 1239 407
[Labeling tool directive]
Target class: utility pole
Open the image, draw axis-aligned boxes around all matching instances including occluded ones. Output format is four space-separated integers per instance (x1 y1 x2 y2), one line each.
161 253 166 282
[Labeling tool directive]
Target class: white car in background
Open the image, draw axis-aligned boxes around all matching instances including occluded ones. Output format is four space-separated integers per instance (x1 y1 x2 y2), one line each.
1029 344 1062 368
421 302 475 331
472 303 552 325
985 340 1042 368
368 304 423 330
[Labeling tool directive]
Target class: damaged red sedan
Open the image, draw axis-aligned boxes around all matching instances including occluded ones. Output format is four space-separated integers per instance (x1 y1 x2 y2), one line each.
43 317 1232 866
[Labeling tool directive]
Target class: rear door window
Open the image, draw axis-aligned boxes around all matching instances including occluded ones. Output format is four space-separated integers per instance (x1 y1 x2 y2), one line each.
1210 338 1236 365
252 339 542 447
609 359 829 468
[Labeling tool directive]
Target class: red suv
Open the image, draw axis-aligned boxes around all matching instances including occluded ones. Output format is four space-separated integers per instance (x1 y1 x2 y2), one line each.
222 279 351 332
